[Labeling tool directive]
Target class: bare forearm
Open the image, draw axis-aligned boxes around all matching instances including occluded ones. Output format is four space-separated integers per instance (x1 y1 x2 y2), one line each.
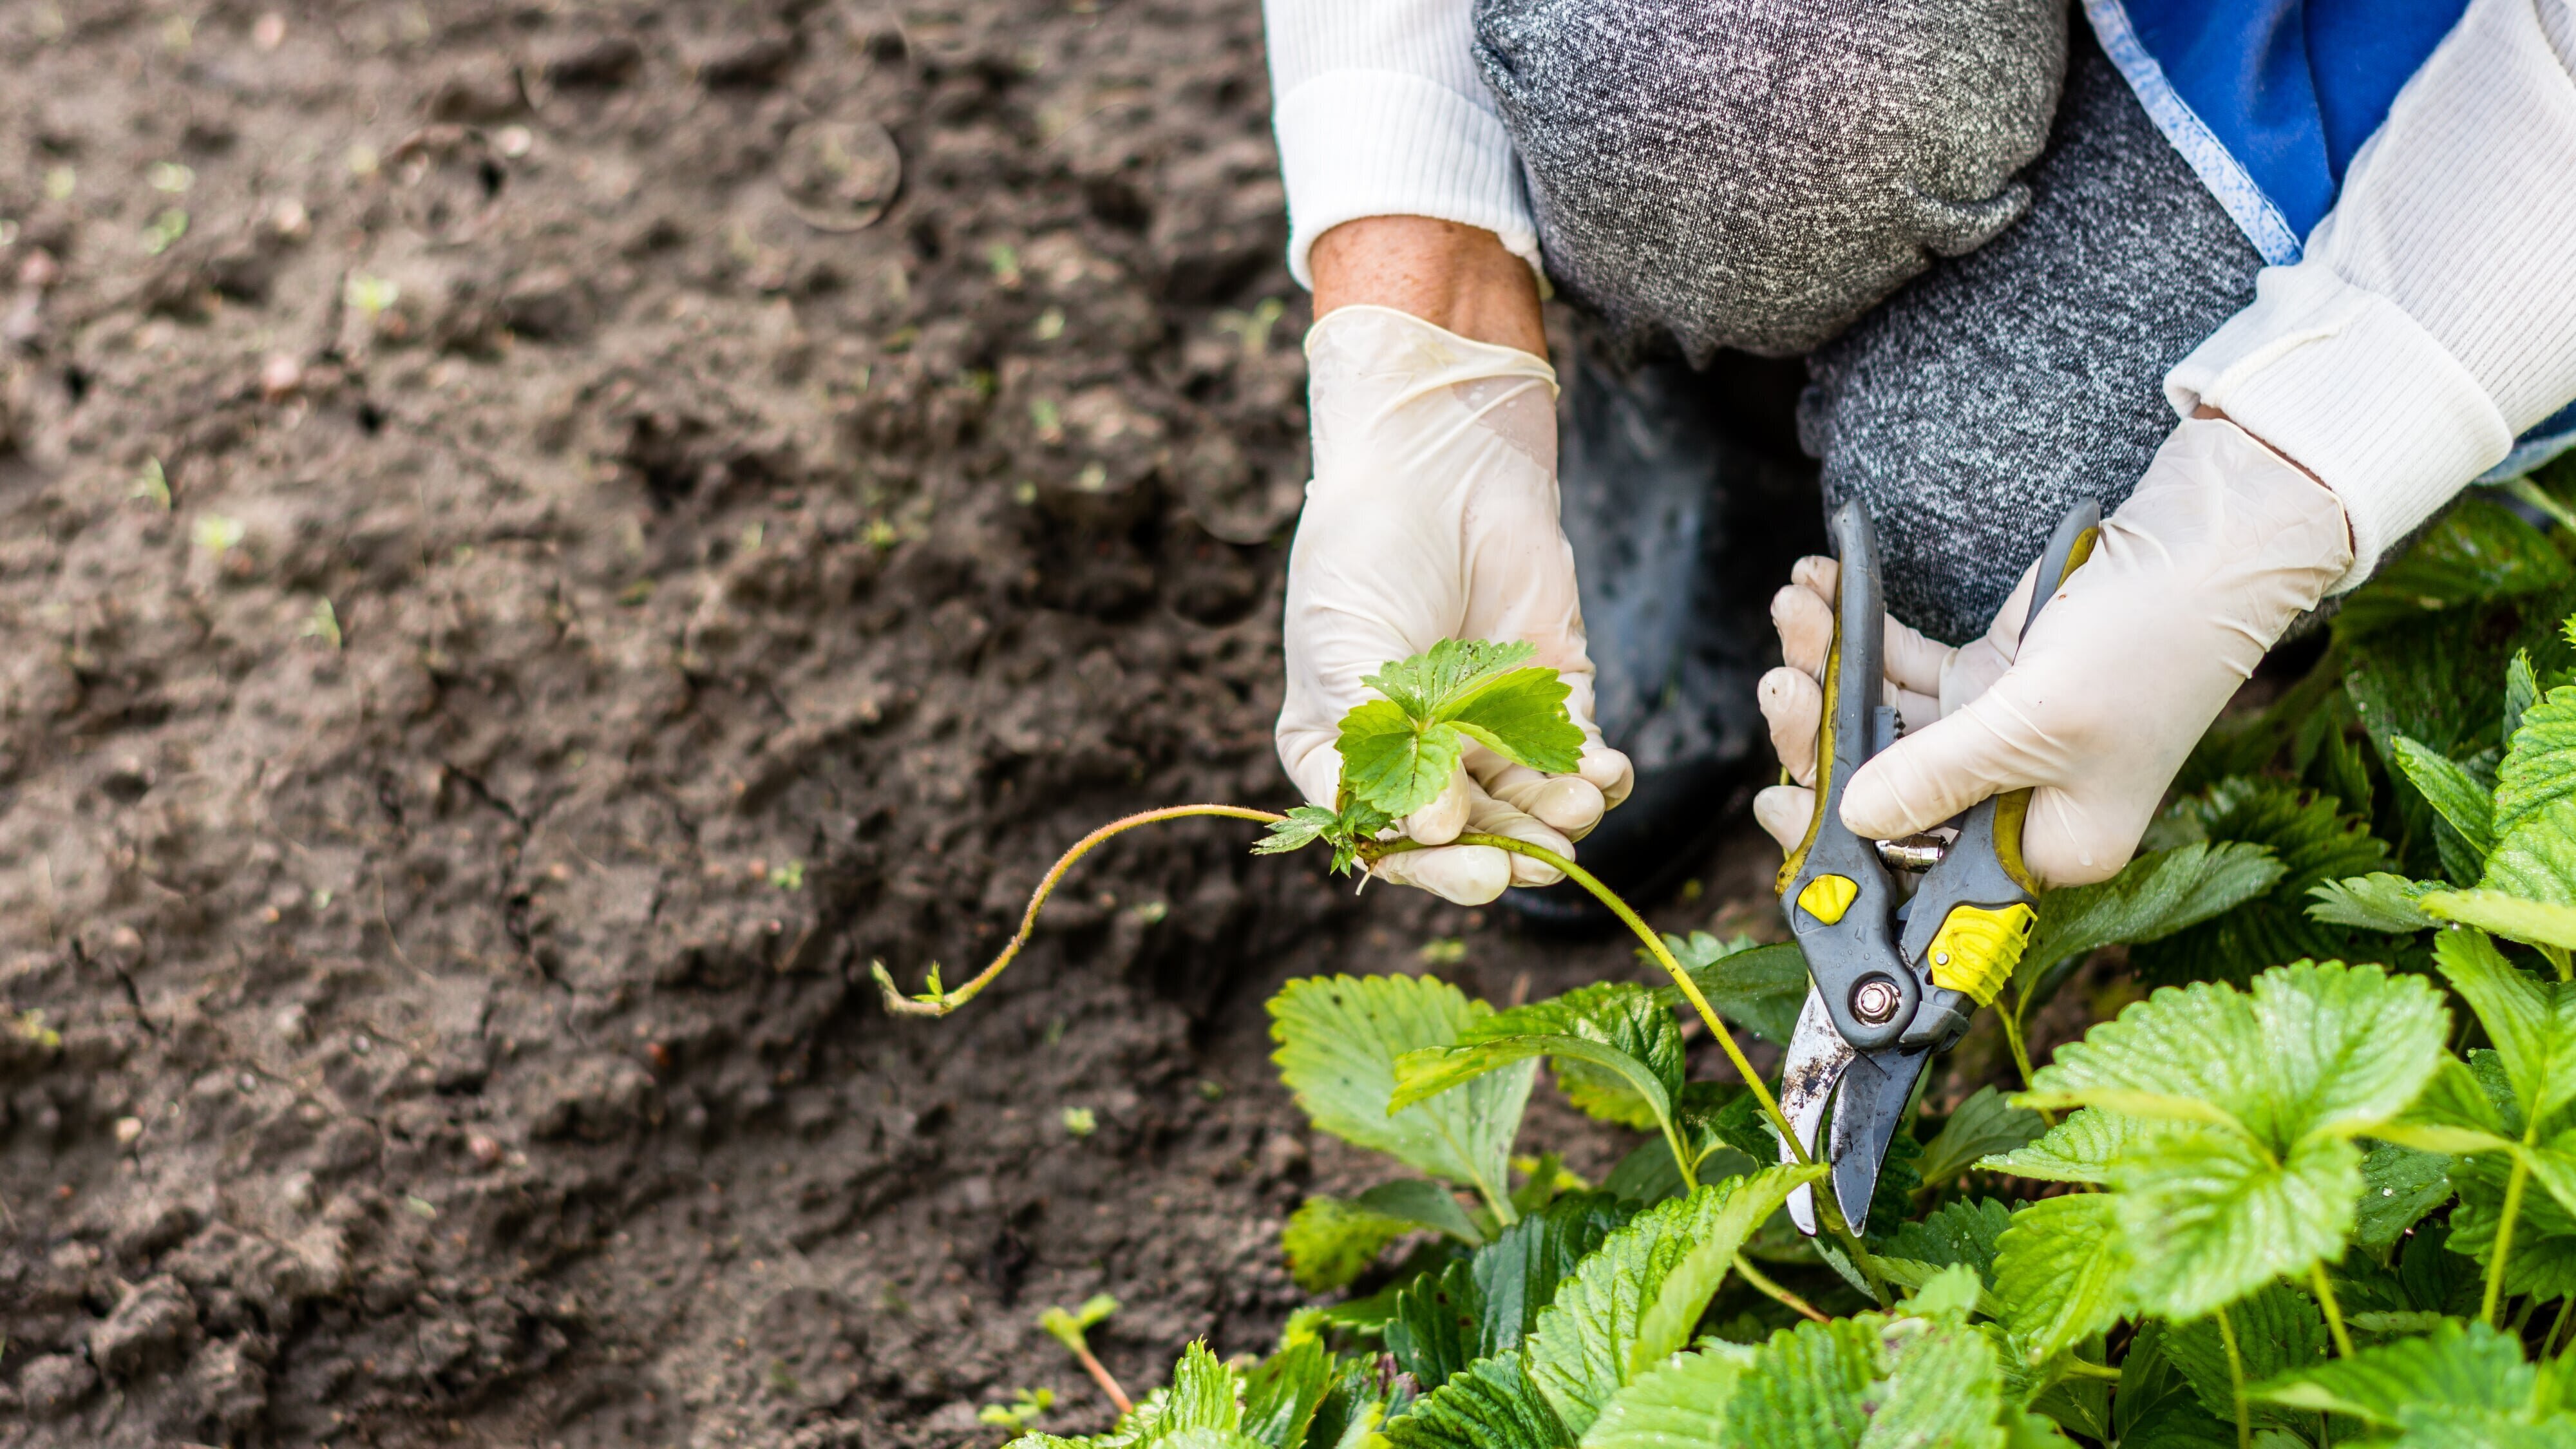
1309 216 1547 355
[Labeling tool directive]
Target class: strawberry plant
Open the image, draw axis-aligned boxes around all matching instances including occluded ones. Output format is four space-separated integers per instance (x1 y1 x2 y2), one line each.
882 482 2576 1447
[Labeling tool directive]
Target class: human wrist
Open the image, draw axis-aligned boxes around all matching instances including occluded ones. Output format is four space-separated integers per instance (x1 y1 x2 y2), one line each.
1309 216 1547 356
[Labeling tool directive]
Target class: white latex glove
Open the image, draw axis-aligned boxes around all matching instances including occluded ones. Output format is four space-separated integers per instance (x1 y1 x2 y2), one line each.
1279 305 1635 905
1754 416 2354 886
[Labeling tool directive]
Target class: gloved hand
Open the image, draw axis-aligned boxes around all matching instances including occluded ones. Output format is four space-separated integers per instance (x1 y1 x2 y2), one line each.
1278 305 1634 905
1754 415 2354 886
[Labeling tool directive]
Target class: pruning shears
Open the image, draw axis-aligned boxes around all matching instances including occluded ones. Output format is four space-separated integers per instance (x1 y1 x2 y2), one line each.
1773 498 2100 1235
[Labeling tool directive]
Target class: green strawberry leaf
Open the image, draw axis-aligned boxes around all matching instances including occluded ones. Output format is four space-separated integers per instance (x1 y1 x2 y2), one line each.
2023 962 2450 1318
1992 1193 2133 1367
1575 1346 1751 1449
1980 1108 2154 1184
1723 1312 2026 1449
1395 984 1685 1139
2509 649 2546 742
2019 841 2286 1007
2119 1130 2362 1322
1918 1086 2048 1186
1283 1191 1450 1294
1853 1315 2016 1446
1242 1338 1336 1449
2159 1282 2330 1430
2248 1318 2533 1426
2113 1321 2237 1448
1387 1192 1637 1391
1657 936 1810 1046
1254 804 1342 857
1470 1193 1638 1361
2433 927 2576 1127
2132 782 2393 986
1718 1317 1881 1447
2420 886 2576 951
1340 642 1586 819
2388 734 2498 857
2336 495 2572 640
1364 639 1538 720
1378 1352 1570 1449
2353 1142 2456 1252
1271 976 1533 1209
2306 873 2439 933
1880 1197 2017 1287
2485 792 2576 904
1444 668 1584 774
1522 1166 1824 1435
1339 698 1466 819
1387 1259 1486 1393
2025 964 2450 1145
1110 1341 1244 1446
2495 681 2576 842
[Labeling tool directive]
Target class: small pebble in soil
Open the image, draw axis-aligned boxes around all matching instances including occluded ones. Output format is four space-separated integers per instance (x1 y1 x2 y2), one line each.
261 353 303 400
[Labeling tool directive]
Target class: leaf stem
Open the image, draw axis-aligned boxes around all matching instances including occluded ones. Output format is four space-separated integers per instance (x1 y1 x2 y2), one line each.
2059 1359 2123 1382
1394 832 1890 1303
2507 475 2576 535
2549 1294 2575 1356
2000 995 2057 1128
1731 1253 1830 1325
1661 1118 1700 1196
2217 1303 2251 1449
1068 1341 1132 1416
2543 943 2573 983
869 805 1285 1016
2488 1135 2538 1327
2309 1261 2354 1359
1405 834 1799 1153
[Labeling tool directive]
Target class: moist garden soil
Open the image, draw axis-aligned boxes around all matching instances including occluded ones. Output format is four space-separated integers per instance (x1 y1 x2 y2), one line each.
0 5 2079 1445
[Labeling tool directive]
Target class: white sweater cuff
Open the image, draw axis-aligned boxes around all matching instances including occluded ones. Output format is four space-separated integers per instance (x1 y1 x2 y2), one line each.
1273 70 1542 289
2164 264 2515 592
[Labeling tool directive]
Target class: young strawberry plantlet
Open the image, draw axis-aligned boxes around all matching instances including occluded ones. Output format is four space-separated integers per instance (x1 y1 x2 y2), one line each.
1038 1295 1130 1415
871 639 1818 1208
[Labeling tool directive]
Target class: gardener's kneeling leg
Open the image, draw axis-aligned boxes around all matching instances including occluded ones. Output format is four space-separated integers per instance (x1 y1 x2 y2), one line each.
1473 0 2069 363
1798 39 2265 642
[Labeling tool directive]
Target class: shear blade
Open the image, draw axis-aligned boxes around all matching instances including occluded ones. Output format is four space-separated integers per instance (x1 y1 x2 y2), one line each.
1827 1045 1932 1234
1777 987 1854 1237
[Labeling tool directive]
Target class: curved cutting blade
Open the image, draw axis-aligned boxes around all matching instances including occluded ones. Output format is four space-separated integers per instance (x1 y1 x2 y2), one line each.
1777 986 1853 1237
1825 1044 1932 1233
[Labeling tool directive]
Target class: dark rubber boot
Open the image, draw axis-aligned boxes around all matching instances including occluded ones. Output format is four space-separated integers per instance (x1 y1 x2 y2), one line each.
1501 342 1820 931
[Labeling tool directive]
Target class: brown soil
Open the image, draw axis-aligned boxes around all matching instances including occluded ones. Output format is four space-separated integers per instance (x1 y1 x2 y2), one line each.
0 5 1835 1446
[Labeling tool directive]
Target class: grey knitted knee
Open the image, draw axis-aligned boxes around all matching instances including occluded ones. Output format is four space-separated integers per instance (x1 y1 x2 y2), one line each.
1799 42 2264 643
1475 0 2067 362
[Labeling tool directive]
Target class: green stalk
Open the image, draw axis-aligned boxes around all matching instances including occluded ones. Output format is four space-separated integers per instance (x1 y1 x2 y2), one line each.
871 806 1880 1289
2000 993 2057 1128
1419 834 1799 1153
1419 831 1890 1303
1660 1115 1701 1195
2507 476 2576 535
2310 1261 2354 1358
2059 1360 2123 1383
2549 1294 2575 1356
2488 1134 2539 1326
1731 1253 1830 1324
870 805 1286 1016
2217 1303 2252 1449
